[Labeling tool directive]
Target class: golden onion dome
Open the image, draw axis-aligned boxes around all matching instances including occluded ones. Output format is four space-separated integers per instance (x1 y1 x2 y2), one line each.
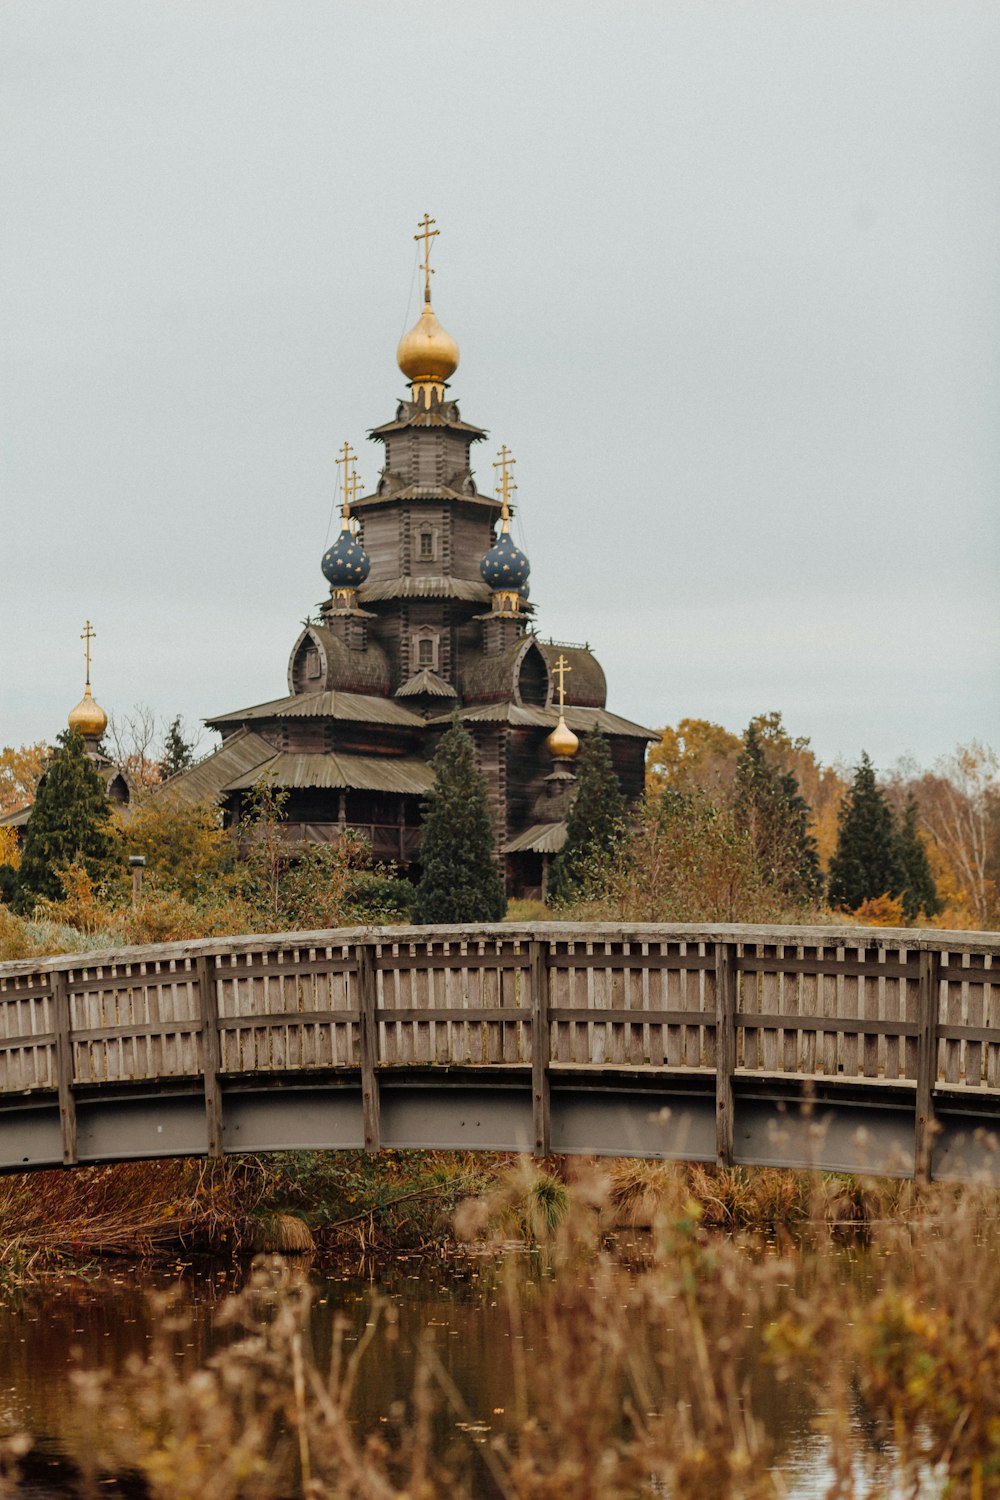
396 300 459 384
68 684 108 739
546 714 580 760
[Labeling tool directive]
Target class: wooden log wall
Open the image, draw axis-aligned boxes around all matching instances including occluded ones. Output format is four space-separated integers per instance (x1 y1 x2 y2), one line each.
1 924 998 1174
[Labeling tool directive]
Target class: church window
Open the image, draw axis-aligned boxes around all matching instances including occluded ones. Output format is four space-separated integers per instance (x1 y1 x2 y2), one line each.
412 626 439 672
417 528 435 561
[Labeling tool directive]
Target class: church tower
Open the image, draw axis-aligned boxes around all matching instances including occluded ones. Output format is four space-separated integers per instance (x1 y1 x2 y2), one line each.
166 218 654 896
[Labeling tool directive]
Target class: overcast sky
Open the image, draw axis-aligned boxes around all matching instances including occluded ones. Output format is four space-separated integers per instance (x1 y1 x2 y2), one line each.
3 1 998 775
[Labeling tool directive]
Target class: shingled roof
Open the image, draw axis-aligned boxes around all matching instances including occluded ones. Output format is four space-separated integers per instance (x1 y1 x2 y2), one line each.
432 702 655 740
156 729 277 808
503 821 568 855
222 751 434 796
395 669 458 699
206 691 424 731
359 576 492 604
297 625 391 696
459 638 608 709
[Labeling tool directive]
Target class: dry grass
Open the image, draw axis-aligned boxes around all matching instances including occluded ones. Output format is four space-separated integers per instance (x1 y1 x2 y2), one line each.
251 1212 315 1254
0 1158 273 1276
5 1166 1000 1496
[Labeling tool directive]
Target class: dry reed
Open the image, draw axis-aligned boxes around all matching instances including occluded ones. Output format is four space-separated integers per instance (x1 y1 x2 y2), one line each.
0 1157 274 1275
6 1161 1000 1496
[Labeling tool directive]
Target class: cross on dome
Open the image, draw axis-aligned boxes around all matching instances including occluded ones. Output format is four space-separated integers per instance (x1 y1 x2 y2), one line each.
81 619 96 685
397 216 459 395
415 212 439 304
68 619 108 740
493 445 517 532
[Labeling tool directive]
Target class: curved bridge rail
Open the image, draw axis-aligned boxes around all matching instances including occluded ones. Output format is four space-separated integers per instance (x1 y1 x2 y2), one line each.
1 923 999 1181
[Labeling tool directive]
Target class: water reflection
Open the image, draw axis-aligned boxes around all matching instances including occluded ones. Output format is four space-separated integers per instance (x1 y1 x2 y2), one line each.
0 1250 906 1498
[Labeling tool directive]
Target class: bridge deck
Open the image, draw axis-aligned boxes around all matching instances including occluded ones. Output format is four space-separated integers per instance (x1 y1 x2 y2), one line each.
2 922 999 1180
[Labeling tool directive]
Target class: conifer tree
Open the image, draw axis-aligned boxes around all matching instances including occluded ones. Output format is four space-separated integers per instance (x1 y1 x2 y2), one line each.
159 715 196 780
896 793 941 923
733 723 822 904
413 717 506 924
15 729 116 907
828 752 904 912
549 730 626 904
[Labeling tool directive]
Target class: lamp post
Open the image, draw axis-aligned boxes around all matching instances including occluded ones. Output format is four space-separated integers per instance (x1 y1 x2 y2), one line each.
128 854 146 906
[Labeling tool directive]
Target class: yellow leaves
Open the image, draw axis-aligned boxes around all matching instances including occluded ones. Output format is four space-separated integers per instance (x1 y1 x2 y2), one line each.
0 742 48 817
852 893 907 927
0 826 20 870
646 718 742 795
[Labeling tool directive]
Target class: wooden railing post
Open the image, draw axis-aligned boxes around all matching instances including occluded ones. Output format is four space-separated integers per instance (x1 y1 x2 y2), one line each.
531 940 551 1157
915 947 941 1183
196 955 223 1160
357 943 381 1153
52 968 77 1167
715 942 736 1168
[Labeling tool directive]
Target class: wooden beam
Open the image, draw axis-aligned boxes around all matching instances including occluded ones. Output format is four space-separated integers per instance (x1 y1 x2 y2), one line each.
357 944 381 1153
530 940 551 1157
715 942 736 1168
546 951 716 972
196 956 223 1160
548 1006 714 1027
737 954 919 979
736 1012 919 1038
52 970 77 1167
915 949 941 1183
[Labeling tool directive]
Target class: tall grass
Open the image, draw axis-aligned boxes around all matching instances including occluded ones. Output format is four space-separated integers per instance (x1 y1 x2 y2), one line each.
0 1158 273 1277
5 1165 1000 1496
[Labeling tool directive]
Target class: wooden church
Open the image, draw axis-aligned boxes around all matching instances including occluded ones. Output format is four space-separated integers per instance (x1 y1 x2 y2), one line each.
165 218 654 896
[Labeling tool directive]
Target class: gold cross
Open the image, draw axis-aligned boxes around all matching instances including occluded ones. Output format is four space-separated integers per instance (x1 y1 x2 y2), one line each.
552 653 572 711
81 620 96 686
414 213 439 302
493 444 517 529
336 441 357 521
348 466 364 524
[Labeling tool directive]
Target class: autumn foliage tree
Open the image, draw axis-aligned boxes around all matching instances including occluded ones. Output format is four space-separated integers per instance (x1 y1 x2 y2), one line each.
646 718 742 797
915 743 999 928
582 786 785 923
0 741 48 816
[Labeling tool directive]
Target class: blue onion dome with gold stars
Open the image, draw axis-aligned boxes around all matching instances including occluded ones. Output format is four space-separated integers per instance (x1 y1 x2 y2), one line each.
481 530 530 593
321 524 370 590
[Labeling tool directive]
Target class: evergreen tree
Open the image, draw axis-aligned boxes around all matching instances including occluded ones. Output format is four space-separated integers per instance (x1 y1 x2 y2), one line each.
897 793 941 923
15 730 116 908
159 715 196 780
733 723 822 904
828 752 904 911
413 717 506 924
549 730 626 904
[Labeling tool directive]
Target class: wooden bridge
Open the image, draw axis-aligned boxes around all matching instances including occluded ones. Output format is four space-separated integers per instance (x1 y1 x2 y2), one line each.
2 923 1000 1182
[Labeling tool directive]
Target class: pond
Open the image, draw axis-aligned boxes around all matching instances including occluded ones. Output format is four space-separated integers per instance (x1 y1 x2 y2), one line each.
0 1246 940 1499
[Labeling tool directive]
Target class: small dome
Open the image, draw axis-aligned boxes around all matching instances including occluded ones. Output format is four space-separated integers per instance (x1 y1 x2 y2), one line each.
546 714 579 760
480 532 530 593
396 302 459 384
68 684 108 740
322 525 371 591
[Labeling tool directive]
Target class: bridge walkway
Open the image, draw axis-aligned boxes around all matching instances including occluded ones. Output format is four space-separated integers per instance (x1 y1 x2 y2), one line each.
1 923 998 1181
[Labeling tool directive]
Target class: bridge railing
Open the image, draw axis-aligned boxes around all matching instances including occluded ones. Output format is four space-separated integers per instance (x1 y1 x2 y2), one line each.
1 923 998 1174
